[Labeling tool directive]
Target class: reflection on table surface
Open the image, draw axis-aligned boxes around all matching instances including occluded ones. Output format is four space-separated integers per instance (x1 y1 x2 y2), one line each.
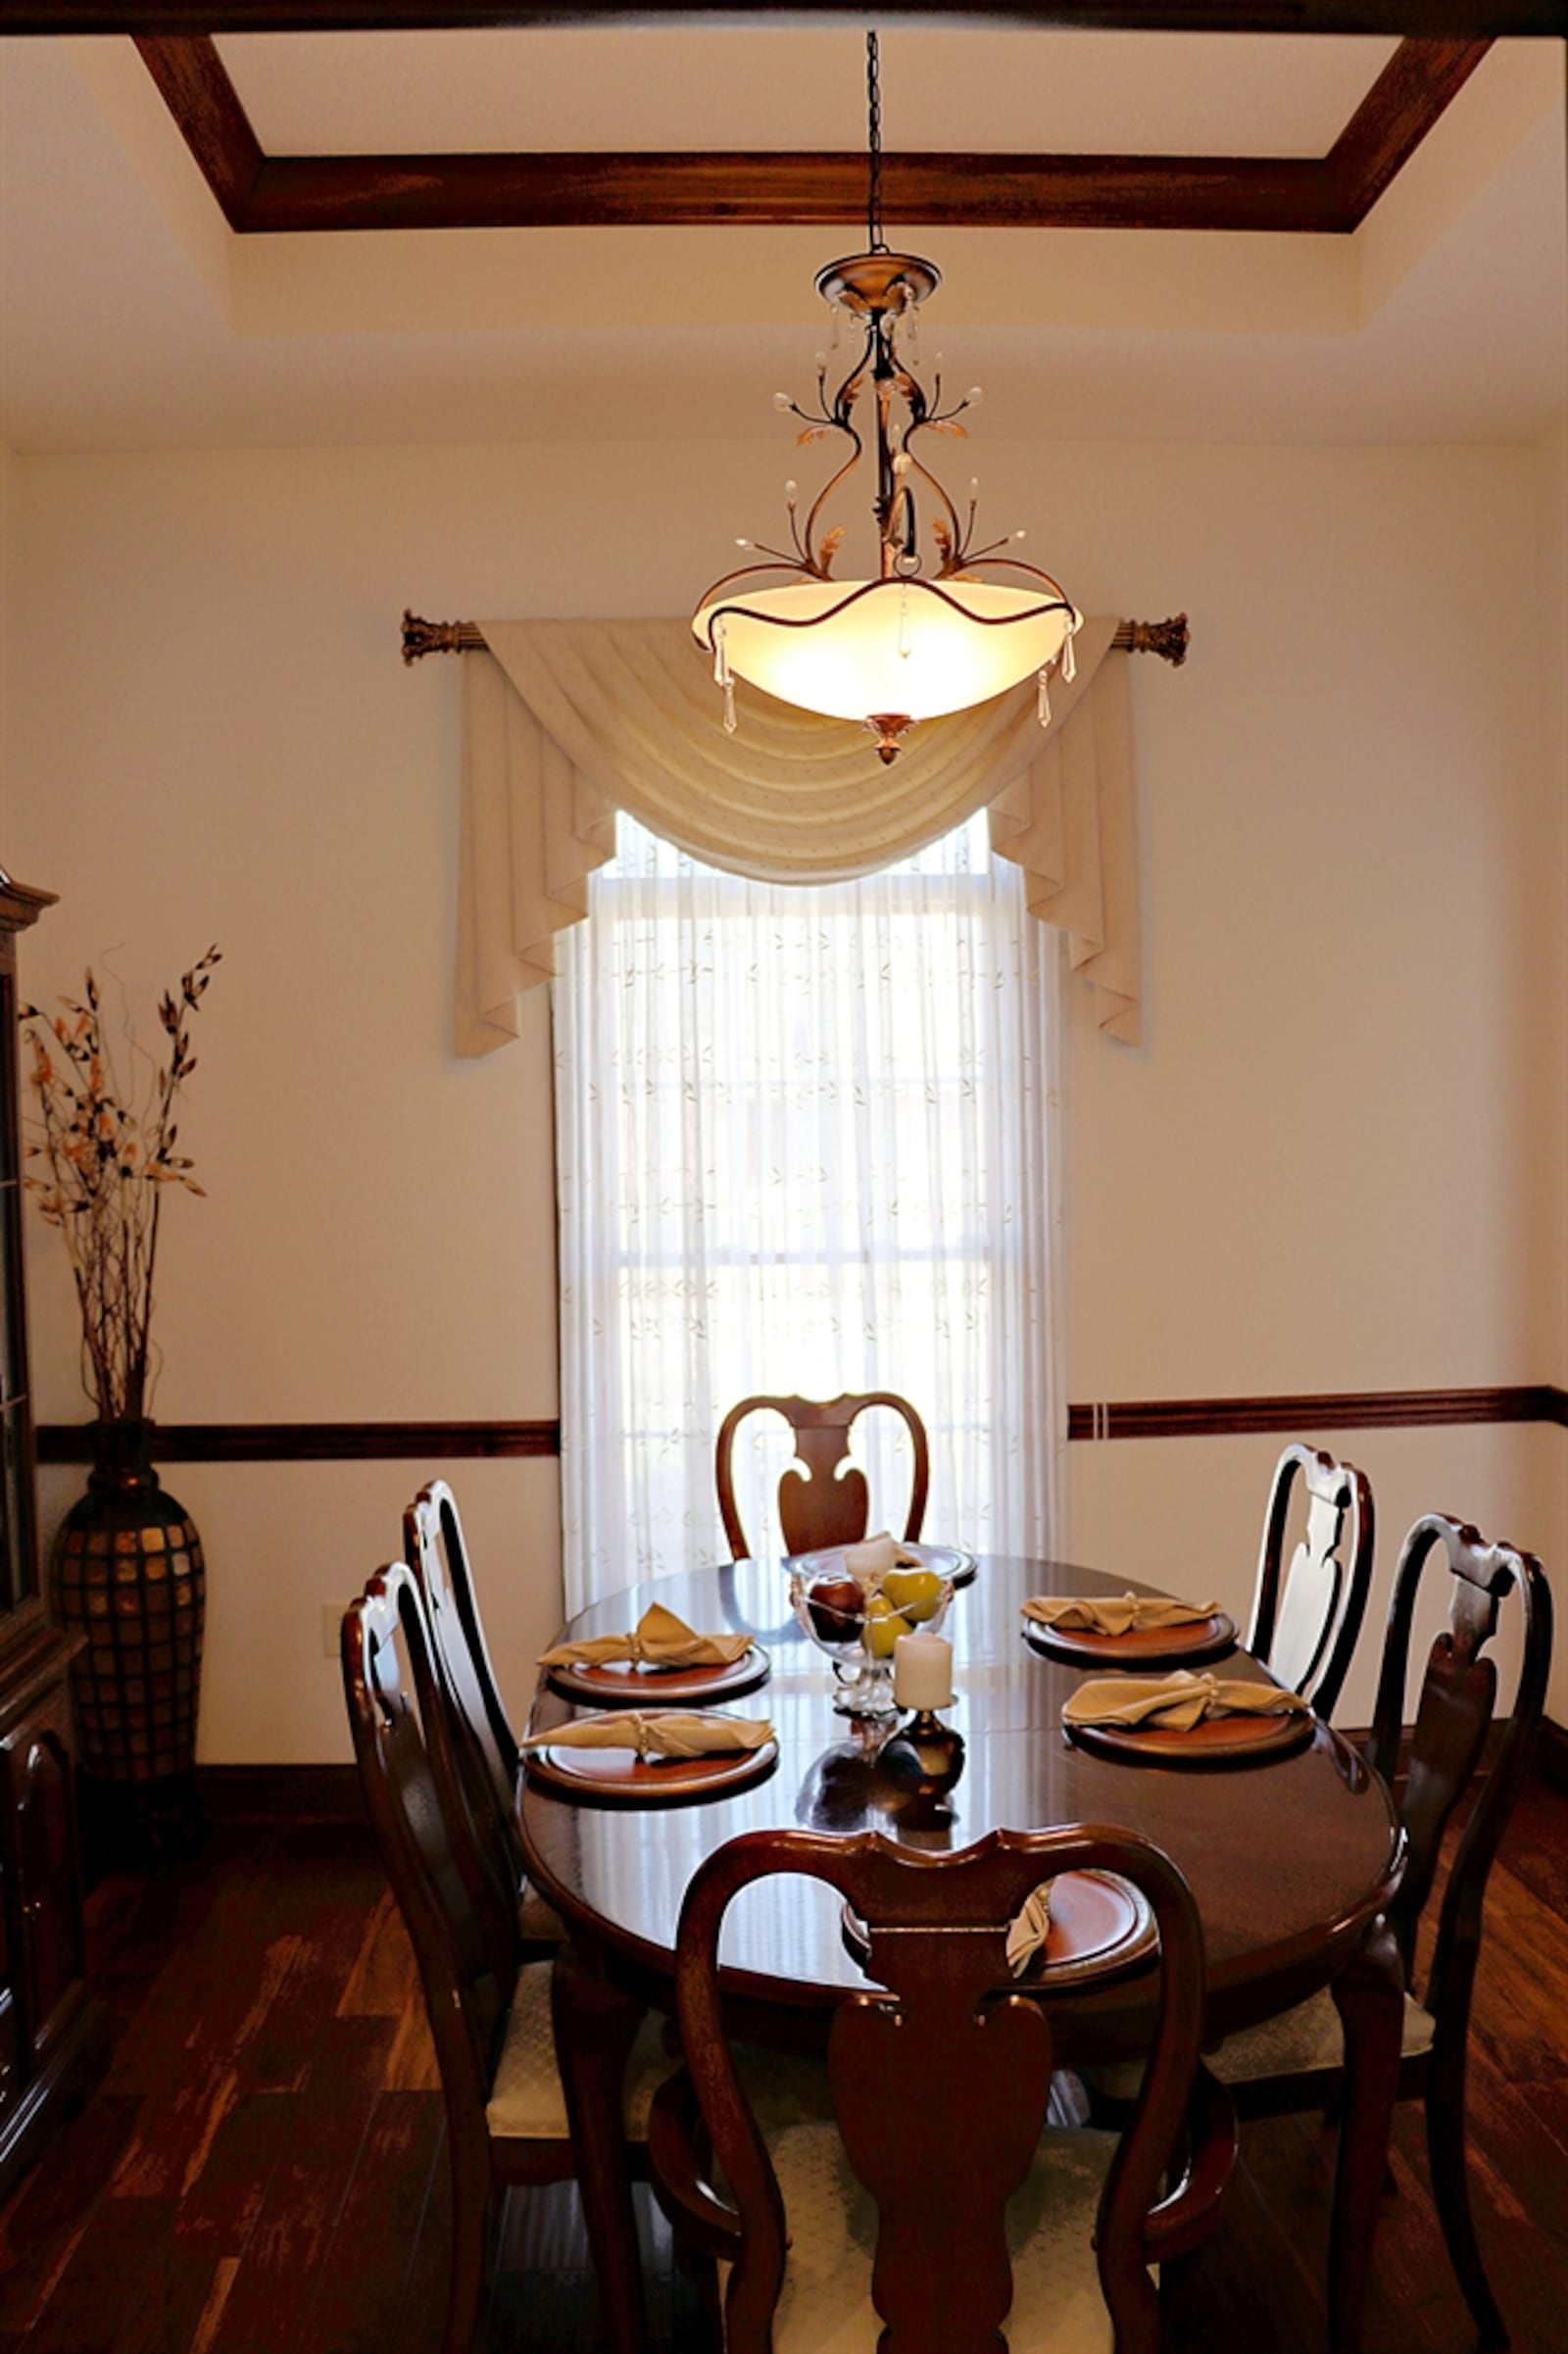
519 1552 1398 2020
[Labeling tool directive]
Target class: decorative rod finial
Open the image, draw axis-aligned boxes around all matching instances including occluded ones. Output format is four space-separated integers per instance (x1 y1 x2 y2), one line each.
1129 613 1189 668
403 611 477 665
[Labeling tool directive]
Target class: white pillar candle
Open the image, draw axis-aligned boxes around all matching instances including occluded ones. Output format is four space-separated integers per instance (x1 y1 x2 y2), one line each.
894 1631 954 1711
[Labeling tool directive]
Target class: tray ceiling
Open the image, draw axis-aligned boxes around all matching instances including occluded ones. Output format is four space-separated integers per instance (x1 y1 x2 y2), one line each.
0 30 1561 454
138 30 1489 233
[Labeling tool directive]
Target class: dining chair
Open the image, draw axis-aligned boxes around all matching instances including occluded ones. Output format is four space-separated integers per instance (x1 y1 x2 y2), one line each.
1247 1442 1375 1723
1186 1513 1549 2349
404 1477 565 1953
714 1391 930 1560
648 1821 1237 2354
342 1562 679 2354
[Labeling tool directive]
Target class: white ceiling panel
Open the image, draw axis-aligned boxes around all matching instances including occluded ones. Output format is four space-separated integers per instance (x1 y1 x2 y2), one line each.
214 29 1400 162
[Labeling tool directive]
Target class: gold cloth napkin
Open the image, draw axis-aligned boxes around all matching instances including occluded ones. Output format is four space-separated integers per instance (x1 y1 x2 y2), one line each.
1022 1591 1220 1637
539 1601 753 1671
1005 1885 1054 1977
1063 1670 1310 1733
519 1711 774 1762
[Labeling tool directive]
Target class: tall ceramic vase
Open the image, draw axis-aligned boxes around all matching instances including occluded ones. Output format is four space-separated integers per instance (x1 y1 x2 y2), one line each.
51 1420 206 1849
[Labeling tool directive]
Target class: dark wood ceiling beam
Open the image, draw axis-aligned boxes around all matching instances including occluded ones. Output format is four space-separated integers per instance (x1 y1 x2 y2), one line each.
1326 32 1492 220
131 31 1496 235
1 6 1557 36
243 149 1352 233
135 33 262 226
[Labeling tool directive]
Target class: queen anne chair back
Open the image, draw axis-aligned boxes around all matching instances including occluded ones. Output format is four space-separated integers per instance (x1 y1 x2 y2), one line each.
661 1823 1232 2354
342 1564 519 2152
1369 1514 1551 2007
1200 1511 1551 2349
405 1479 525 1875
345 1565 664 2354
1247 1444 1375 1721
715 1391 930 1560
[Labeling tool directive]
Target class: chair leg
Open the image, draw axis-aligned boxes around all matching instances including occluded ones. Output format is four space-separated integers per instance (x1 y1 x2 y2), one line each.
673 2240 725 2354
443 2158 491 2354
1157 2246 1201 2336
1425 2065 1509 2350
1081 2078 1136 2131
552 1942 652 2354
1328 1919 1404 2354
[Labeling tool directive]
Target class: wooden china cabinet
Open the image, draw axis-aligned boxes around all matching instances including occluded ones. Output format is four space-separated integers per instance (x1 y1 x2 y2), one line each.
0 873 107 2199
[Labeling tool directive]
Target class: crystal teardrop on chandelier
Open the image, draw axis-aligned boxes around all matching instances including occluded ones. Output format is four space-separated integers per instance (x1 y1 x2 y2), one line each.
692 38 1080 765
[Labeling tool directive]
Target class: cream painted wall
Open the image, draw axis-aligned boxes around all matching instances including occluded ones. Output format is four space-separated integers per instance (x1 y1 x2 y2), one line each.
0 437 18 800
1531 416 1568 1726
1055 435 1565 1727
3 431 1563 1759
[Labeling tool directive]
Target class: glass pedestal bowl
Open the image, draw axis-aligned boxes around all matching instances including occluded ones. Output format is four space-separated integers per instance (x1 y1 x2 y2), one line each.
789 1563 955 1718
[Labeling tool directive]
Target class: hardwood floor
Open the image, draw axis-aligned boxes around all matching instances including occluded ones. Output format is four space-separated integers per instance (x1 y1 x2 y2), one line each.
1 1780 1564 2352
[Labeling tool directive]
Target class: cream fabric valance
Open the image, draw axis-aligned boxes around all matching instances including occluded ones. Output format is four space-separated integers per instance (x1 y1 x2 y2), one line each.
456 613 1141 1055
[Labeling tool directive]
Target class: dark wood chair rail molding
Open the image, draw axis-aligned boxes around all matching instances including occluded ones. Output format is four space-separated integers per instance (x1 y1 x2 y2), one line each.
402 612 1192 665
37 1419 562 1463
1066 1383 1568 1441
125 32 1493 238
35 1388 1566 1464
2 6 1551 39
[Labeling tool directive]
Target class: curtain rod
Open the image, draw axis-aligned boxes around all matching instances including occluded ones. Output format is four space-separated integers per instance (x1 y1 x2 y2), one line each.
401 611 1190 667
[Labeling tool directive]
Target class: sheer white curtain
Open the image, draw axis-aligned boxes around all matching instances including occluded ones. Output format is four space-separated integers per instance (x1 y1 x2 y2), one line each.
554 809 1064 1616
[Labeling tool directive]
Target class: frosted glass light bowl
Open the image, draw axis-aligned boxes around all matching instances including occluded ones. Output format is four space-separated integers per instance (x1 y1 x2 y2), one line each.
693 577 1079 728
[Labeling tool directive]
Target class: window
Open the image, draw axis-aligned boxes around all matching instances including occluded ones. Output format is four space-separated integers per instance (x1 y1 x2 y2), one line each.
554 809 1063 1612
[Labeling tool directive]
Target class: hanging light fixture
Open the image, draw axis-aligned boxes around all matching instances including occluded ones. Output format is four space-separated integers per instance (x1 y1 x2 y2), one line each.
693 30 1081 765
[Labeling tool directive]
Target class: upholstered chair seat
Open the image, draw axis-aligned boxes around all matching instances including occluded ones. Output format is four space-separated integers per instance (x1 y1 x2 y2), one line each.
482 1966 831 2147
1208 1986 1436 2085
721 2117 1128 2354
483 1960 677 2140
1093 1986 1436 2106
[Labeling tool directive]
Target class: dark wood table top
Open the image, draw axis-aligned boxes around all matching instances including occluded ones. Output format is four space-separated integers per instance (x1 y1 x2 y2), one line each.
519 1553 1404 2057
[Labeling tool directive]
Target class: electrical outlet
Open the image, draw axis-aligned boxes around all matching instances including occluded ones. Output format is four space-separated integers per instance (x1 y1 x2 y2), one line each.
322 1602 344 1659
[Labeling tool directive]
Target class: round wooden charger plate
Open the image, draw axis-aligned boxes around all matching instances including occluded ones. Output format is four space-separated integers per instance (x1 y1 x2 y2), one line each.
791 1542 977 1591
1023 1611 1237 1671
523 1729 779 1805
544 1643 770 1708
841 1869 1156 1988
1064 1707 1315 1769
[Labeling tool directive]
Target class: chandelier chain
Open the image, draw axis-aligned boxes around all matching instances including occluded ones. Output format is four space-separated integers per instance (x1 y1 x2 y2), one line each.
865 30 887 255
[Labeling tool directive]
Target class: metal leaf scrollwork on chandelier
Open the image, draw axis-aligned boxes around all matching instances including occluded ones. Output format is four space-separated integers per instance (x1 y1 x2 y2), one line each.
693 32 1081 765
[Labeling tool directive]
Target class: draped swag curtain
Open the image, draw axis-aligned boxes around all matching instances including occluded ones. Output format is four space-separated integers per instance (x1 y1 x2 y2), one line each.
455 613 1142 1053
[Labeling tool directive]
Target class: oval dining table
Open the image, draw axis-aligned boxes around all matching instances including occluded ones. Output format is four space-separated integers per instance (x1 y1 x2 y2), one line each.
518 1552 1407 2354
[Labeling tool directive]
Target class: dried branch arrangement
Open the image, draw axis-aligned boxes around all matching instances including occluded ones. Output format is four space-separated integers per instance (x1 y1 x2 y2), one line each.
22 948 221 1422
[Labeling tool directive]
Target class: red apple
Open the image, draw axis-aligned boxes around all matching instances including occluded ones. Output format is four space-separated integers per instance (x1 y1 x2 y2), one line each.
808 1575 865 1643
